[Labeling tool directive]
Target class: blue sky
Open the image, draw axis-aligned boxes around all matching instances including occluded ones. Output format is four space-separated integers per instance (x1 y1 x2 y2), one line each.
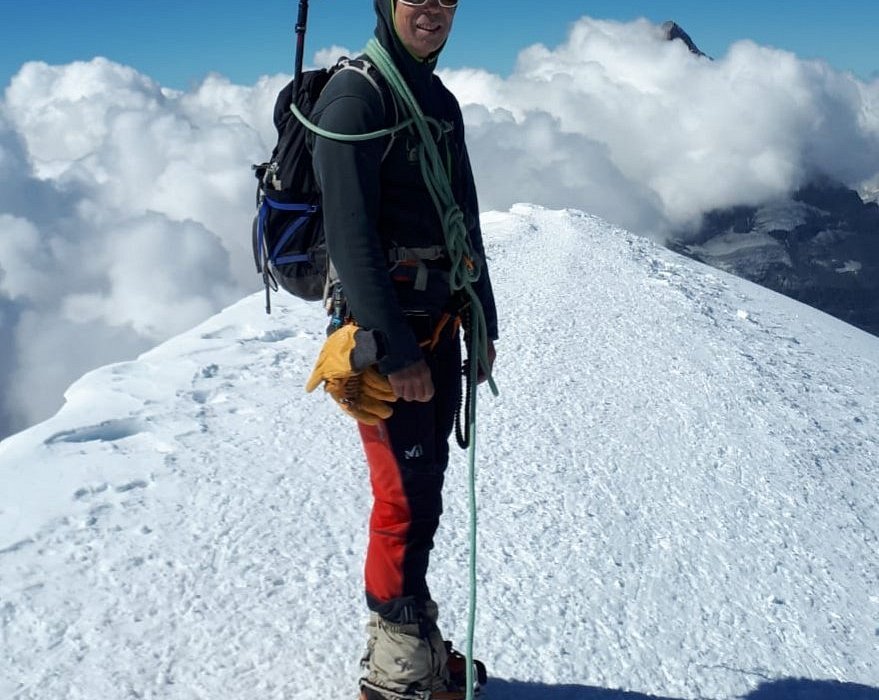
2 0 878 90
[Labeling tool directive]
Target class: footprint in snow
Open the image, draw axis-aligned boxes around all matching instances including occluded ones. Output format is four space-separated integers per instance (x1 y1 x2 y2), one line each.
45 418 145 445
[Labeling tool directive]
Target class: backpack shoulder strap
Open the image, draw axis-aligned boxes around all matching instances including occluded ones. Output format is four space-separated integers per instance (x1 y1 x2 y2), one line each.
331 57 402 161
293 59 410 146
334 57 387 113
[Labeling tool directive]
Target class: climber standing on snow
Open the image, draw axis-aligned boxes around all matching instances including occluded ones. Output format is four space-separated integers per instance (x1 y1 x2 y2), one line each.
303 0 498 698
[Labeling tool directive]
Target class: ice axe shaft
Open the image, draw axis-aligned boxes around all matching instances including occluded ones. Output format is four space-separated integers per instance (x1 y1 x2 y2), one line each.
293 0 310 94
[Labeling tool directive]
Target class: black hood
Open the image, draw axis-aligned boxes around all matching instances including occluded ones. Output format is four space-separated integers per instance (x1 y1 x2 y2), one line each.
373 0 445 100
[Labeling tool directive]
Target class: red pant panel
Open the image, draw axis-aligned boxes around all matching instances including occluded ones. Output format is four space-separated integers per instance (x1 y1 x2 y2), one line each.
358 332 461 623
360 421 411 604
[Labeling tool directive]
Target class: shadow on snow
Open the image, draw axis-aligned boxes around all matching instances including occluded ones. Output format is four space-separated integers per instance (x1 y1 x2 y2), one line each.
489 677 879 699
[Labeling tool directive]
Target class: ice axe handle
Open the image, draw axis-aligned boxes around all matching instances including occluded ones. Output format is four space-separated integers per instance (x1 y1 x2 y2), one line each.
293 0 309 91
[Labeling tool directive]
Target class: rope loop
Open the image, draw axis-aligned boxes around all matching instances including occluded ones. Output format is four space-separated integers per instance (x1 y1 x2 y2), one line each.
366 37 496 394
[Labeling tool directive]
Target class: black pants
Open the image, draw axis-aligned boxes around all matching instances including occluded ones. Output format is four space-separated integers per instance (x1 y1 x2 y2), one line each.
358 330 462 624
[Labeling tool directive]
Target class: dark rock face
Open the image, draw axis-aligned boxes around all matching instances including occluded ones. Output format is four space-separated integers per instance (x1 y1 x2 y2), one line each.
661 21 709 58
669 178 879 337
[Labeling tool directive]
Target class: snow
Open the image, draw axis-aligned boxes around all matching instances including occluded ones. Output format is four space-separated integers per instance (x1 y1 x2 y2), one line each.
688 231 791 267
836 260 863 274
752 201 817 236
2 206 878 700
859 184 879 206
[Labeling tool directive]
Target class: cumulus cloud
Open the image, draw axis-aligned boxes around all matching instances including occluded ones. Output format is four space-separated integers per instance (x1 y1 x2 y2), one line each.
0 58 279 437
440 18 879 233
313 45 355 69
1 18 878 438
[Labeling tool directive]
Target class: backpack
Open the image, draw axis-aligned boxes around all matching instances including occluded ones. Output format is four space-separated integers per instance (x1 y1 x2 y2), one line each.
251 58 400 313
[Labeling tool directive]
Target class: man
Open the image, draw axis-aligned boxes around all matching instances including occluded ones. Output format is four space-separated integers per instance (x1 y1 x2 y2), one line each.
309 1 498 698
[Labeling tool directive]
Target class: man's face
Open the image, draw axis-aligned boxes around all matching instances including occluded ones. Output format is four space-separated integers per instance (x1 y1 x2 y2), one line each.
394 0 456 59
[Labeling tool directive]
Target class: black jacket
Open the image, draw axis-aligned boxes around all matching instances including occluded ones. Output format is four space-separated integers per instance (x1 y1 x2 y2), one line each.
311 0 498 375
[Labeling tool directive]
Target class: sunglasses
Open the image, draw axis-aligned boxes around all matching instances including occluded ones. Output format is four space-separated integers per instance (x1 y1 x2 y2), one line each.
398 0 459 8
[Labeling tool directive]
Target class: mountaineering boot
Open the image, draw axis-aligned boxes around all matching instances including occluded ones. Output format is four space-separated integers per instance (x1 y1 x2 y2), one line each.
358 604 487 699
358 612 446 698
445 642 488 694
359 687 468 700
359 600 458 699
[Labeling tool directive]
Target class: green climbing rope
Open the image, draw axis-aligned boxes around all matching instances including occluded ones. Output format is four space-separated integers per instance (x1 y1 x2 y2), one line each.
289 100 412 142
365 37 498 700
364 38 497 396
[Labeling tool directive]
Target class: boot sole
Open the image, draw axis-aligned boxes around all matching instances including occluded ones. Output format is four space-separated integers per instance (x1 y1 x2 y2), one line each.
359 689 470 700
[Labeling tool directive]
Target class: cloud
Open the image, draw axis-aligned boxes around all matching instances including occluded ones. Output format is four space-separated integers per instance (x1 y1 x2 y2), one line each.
460 104 665 233
5 310 149 436
440 17 879 233
1 21 878 438
59 213 238 339
0 58 277 437
313 46 355 69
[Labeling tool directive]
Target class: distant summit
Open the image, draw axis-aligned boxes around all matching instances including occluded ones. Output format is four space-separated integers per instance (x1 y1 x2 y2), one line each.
661 20 709 58
657 23 878 337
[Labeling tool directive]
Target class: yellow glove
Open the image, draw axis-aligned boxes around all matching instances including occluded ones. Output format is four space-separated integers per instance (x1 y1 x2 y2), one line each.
324 369 396 425
305 325 397 424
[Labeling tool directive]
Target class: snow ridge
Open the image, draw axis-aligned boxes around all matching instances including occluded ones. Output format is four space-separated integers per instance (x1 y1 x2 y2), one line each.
1 206 878 699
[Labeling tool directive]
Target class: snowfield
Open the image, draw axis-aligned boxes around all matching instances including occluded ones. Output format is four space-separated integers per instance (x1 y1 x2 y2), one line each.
2 206 878 700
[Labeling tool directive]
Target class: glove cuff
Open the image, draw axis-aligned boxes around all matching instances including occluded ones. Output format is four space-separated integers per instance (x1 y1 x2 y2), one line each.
351 329 384 372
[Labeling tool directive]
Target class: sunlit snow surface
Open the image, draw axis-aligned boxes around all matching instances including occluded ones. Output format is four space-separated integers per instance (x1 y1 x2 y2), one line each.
2 206 878 700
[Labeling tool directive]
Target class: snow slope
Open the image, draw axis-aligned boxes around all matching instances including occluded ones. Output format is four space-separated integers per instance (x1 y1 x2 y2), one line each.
2 206 878 700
